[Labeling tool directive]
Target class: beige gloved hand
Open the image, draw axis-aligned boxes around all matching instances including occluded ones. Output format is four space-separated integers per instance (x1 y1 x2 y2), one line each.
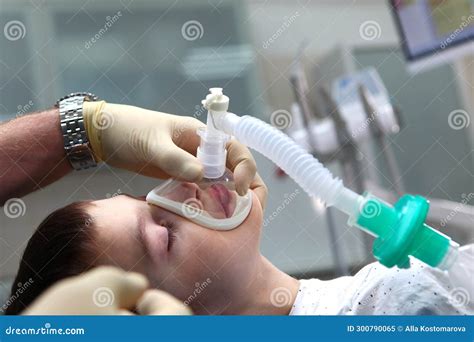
83 102 257 195
136 289 191 315
24 266 191 315
251 173 268 210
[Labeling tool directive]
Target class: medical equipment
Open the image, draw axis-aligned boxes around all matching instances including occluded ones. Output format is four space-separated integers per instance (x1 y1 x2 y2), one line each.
390 0 474 73
181 87 461 272
146 89 252 230
146 170 253 230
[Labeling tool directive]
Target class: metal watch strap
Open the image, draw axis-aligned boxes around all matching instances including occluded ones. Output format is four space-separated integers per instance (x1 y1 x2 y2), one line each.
57 93 98 170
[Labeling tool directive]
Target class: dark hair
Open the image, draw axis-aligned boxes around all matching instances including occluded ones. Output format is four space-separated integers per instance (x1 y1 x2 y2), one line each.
4 201 97 315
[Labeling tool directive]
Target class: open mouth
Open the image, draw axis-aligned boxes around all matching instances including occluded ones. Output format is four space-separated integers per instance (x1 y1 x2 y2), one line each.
208 184 233 218
146 179 250 230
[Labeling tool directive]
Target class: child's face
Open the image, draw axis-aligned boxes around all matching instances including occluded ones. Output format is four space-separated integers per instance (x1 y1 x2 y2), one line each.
87 186 264 305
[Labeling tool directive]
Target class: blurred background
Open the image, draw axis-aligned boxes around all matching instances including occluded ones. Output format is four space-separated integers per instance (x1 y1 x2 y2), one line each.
0 0 473 295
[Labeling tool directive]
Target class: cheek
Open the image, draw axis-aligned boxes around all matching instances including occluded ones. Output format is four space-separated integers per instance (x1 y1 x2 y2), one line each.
152 193 263 296
183 192 263 267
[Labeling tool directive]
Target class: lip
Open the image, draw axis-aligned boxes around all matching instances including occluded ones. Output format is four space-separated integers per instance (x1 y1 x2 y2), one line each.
208 184 232 218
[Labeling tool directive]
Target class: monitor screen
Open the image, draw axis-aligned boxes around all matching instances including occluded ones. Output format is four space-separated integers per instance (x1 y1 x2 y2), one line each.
390 0 473 62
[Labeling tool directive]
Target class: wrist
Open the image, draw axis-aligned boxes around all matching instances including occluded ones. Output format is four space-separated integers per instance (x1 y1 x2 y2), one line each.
83 100 107 162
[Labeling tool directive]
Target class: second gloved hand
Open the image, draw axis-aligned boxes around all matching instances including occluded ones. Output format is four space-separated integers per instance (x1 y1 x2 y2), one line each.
83 102 257 195
24 267 191 315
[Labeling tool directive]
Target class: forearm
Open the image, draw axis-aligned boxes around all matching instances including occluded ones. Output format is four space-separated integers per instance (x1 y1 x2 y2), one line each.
0 109 72 205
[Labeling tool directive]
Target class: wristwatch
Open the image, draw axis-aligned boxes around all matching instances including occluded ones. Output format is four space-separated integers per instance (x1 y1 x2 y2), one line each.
55 92 100 170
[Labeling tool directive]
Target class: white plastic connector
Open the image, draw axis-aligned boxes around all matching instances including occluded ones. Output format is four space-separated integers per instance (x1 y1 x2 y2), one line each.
199 87 364 219
201 87 229 112
196 128 229 179
197 88 232 179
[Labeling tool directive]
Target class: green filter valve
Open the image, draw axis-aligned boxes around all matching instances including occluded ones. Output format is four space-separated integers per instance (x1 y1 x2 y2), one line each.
354 193 455 269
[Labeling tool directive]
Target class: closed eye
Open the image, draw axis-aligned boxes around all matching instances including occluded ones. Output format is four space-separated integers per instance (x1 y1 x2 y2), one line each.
159 220 177 251
136 214 149 258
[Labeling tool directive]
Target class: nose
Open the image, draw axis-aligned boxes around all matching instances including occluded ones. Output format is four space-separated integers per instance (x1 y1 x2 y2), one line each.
174 182 200 201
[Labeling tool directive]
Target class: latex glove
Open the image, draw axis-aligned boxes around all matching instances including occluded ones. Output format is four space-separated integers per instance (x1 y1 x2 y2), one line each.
24 267 191 315
251 173 267 210
83 102 257 195
137 289 191 315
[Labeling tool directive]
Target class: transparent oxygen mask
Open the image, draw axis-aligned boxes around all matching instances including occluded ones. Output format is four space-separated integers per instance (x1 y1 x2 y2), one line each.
146 169 252 230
